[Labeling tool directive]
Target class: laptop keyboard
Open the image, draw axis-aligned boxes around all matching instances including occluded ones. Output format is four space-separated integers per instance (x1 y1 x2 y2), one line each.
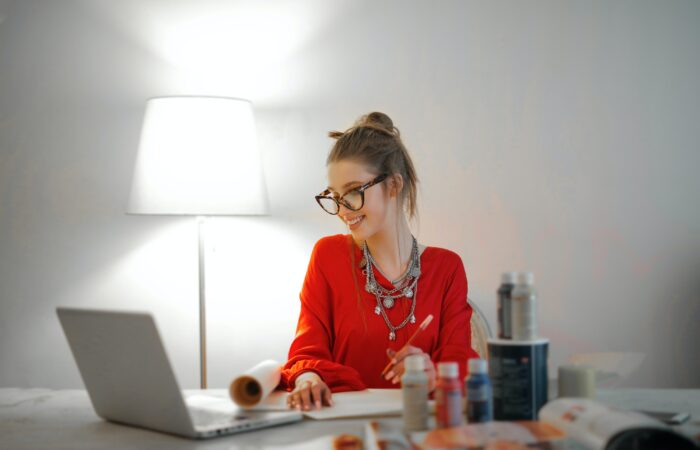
189 407 248 428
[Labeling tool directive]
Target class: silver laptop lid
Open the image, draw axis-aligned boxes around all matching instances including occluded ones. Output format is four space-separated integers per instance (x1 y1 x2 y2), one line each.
57 307 197 437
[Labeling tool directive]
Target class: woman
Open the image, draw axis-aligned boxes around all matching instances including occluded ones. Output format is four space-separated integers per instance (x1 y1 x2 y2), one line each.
280 112 478 411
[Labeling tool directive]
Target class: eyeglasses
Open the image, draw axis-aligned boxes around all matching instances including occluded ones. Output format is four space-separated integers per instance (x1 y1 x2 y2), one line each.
315 173 388 215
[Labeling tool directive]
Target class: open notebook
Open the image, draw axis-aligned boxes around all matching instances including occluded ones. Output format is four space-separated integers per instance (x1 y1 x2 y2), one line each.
186 388 403 420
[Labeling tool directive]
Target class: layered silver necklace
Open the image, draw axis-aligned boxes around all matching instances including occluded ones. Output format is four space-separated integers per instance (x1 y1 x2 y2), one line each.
361 237 422 341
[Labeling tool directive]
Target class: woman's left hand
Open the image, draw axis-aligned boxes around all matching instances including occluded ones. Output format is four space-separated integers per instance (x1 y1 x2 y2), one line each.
384 346 436 391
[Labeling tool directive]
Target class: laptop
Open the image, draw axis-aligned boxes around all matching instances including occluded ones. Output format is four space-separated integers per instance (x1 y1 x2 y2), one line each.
56 307 303 439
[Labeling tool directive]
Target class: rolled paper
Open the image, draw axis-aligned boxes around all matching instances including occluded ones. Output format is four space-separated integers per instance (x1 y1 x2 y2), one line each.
558 364 596 399
229 359 282 408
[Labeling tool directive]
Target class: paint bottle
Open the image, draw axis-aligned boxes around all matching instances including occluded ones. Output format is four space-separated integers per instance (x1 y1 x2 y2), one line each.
465 358 493 423
511 272 537 341
401 355 429 432
497 272 517 339
435 362 463 428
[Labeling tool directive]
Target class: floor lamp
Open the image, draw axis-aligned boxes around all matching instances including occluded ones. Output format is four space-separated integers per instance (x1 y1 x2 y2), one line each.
127 96 268 389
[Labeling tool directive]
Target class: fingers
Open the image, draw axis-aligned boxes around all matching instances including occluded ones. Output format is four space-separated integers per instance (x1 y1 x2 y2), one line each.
392 345 423 364
286 385 298 409
384 346 424 382
425 358 437 392
322 386 334 407
287 380 312 411
311 382 325 410
299 381 313 410
387 360 405 384
385 349 434 385
287 378 333 410
287 390 300 409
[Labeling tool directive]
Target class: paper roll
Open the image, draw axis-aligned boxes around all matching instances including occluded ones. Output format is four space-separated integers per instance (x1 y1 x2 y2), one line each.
229 360 282 408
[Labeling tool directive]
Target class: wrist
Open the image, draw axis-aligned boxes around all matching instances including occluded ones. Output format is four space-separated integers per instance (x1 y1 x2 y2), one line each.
294 371 322 387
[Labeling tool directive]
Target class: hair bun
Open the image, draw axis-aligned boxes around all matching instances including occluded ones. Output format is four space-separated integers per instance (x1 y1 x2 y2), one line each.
355 111 399 137
364 112 393 130
329 112 398 140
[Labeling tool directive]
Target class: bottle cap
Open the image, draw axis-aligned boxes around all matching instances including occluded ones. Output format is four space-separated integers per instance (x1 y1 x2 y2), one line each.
437 362 459 378
517 272 534 285
468 358 488 374
405 354 425 372
501 272 517 284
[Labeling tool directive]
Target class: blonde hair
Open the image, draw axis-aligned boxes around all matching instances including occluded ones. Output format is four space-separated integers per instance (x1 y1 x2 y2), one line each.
327 112 419 220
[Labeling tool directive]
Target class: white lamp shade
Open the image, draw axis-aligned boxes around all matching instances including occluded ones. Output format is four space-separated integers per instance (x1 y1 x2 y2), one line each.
128 96 268 215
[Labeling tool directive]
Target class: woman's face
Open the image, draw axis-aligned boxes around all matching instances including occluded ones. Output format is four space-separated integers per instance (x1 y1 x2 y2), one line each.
326 160 393 242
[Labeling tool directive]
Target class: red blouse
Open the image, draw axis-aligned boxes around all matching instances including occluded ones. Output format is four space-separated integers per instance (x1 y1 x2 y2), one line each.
279 234 477 392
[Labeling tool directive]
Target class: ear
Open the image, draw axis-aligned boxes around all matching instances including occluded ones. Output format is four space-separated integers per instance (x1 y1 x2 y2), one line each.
389 174 404 198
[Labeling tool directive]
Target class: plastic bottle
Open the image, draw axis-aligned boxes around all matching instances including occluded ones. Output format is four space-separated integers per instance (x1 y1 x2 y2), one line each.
497 272 517 339
401 354 429 432
435 362 463 428
511 272 537 340
465 358 493 423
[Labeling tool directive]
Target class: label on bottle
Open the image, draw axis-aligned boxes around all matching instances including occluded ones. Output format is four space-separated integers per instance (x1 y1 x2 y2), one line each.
511 290 537 340
489 340 549 421
402 382 429 432
467 400 492 423
467 385 490 401
466 378 493 423
436 384 463 428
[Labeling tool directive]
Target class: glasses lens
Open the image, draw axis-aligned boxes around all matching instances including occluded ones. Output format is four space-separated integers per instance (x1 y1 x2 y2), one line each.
342 190 363 210
318 197 339 214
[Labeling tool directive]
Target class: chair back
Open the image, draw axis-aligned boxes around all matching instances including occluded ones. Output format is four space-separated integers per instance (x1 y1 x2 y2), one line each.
468 297 492 359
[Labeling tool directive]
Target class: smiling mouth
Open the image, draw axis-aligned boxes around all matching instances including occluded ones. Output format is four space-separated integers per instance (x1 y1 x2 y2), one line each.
347 215 365 226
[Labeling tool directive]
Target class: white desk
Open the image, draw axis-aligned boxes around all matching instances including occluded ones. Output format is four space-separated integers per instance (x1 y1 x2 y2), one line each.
1 388 699 449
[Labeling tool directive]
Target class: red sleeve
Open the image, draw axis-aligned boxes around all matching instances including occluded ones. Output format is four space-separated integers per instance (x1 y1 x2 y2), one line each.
279 240 367 392
431 253 479 382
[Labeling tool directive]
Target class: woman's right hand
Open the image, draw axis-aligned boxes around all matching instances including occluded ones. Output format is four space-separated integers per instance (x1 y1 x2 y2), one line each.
287 372 333 411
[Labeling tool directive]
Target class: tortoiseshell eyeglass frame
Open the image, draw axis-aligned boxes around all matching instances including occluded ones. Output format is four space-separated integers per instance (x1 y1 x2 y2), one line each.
315 173 389 215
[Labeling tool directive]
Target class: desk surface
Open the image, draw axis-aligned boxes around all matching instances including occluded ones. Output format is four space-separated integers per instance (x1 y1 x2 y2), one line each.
1 388 699 450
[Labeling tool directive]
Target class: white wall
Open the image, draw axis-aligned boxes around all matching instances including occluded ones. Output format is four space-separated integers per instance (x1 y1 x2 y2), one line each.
0 0 698 389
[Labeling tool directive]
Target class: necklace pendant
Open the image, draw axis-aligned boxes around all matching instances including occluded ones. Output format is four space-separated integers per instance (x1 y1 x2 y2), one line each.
410 314 416 324
365 282 376 294
374 305 381 315
389 331 396 341
404 288 413 298
383 297 395 309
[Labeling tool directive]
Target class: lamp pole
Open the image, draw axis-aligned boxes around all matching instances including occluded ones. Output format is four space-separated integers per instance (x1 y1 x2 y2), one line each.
197 216 208 389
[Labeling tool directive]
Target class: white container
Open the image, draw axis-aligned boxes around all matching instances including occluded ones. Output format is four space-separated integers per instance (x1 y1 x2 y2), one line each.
511 272 537 341
558 364 596 399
